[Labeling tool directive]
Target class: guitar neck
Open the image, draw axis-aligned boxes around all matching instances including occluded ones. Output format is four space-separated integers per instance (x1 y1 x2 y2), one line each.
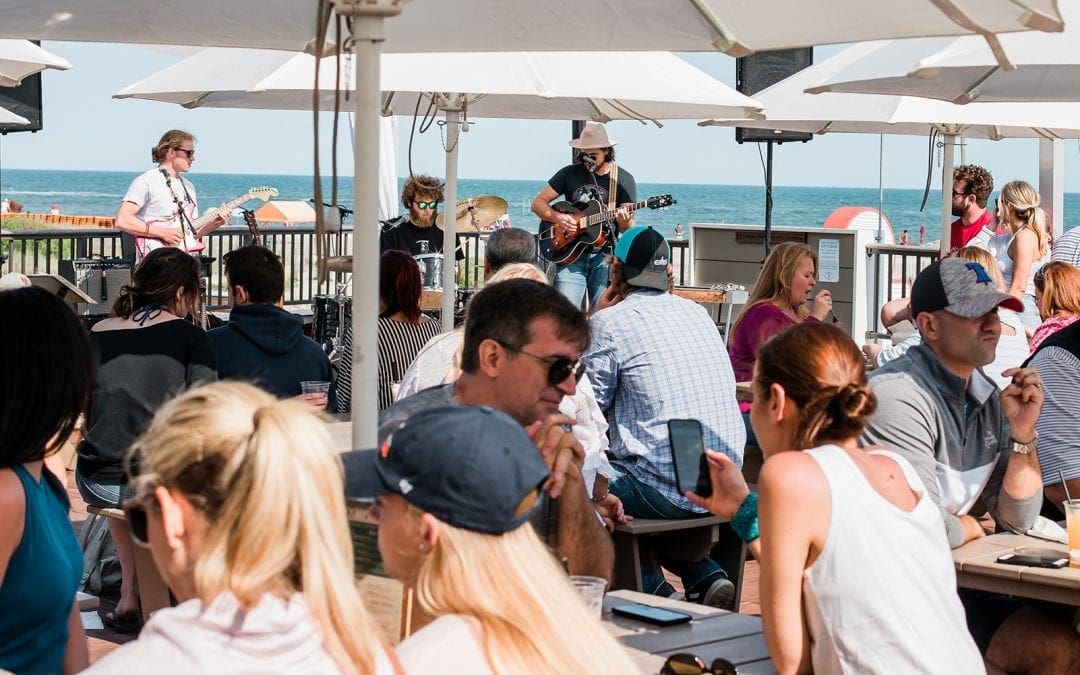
582 199 650 227
190 192 251 229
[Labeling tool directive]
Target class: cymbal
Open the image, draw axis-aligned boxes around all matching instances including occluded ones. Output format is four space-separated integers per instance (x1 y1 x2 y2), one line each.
323 255 353 273
435 195 508 233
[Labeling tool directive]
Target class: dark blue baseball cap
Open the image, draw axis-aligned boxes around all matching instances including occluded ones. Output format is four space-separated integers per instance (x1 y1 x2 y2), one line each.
343 405 550 535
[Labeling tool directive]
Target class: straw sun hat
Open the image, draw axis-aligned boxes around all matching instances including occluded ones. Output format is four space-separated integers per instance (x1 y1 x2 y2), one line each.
569 122 617 149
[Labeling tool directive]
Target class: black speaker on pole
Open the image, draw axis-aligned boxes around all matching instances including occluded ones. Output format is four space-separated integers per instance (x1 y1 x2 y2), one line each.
735 49 813 145
0 71 43 135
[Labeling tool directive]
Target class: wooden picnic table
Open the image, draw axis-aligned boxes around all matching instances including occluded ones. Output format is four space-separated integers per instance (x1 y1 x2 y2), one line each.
603 589 775 674
952 532 1080 606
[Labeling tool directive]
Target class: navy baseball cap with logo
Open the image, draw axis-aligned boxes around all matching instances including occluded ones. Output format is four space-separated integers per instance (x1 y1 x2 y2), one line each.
614 225 670 291
342 405 549 535
910 258 1023 319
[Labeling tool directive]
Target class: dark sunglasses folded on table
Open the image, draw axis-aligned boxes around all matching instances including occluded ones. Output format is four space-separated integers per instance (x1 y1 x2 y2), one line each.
661 653 738 675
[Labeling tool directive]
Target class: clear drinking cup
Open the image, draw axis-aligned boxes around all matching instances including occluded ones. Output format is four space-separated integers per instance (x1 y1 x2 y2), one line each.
570 575 607 619
300 380 331 409
1064 499 1080 569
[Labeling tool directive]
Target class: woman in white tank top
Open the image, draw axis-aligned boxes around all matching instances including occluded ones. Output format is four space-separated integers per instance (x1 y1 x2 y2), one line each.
995 181 1052 329
687 324 983 674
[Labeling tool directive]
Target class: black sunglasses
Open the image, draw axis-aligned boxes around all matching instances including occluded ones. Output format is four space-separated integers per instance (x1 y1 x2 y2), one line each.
1034 265 1047 285
122 493 153 547
173 147 195 158
661 654 738 675
496 340 585 386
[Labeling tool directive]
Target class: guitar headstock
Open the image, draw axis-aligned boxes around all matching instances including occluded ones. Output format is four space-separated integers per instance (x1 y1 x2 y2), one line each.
242 209 261 245
248 186 279 202
646 194 676 210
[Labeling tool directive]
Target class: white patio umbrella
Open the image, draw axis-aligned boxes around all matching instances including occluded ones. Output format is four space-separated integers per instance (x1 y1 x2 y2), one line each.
3 0 1066 447
0 103 29 125
115 47 765 328
702 41 1080 256
0 39 71 87
806 2 1080 103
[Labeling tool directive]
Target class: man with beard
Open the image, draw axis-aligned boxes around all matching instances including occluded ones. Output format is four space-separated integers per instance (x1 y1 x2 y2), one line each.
380 174 450 256
949 164 995 251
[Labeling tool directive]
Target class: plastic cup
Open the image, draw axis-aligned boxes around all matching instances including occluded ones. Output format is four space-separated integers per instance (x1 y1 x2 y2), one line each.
570 575 607 619
301 380 331 395
1064 499 1080 569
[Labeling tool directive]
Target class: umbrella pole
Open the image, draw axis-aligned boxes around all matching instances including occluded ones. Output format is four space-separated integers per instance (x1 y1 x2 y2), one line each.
763 140 774 257
939 134 956 259
442 107 461 331
345 8 398 449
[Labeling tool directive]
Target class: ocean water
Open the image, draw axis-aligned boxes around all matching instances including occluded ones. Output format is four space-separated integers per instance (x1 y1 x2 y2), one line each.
3 168 1078 242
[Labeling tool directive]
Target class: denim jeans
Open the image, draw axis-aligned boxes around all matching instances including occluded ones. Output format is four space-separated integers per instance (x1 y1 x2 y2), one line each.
555 249 610 309
609 470 726 596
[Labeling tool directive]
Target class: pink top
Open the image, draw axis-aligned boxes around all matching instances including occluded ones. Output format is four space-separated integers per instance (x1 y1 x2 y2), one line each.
1029 314 1080 352
728 302 818 412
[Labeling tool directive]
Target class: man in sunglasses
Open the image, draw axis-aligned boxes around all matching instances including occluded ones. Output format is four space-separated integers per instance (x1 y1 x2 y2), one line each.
380 173 454 257
950 164 995 251
583 226 745 609
370 278 616 581
115 129 229 263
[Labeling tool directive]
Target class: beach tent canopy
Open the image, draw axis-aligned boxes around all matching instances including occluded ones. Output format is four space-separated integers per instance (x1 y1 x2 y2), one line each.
0 39 71 87
806 2 1080 103
254 200 318 225
0 0 1065 61
6 0 1065 447
702 41 1080 256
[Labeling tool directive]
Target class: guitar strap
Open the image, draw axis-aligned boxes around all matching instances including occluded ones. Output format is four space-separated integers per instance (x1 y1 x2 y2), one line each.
606 163 619 246
158 167 199 241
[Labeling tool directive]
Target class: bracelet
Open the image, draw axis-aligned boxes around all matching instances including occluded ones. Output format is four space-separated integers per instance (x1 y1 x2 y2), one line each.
144 221 150 235
731 492 760 543
591 492 609 503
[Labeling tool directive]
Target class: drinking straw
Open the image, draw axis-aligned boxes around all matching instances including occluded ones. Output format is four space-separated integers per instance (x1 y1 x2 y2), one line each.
1061 470 1073 502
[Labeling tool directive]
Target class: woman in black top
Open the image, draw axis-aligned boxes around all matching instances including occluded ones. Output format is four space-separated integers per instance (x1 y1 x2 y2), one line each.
76 247 216 631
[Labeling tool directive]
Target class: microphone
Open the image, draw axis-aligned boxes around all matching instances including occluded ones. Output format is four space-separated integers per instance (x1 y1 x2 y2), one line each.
580 153 597 171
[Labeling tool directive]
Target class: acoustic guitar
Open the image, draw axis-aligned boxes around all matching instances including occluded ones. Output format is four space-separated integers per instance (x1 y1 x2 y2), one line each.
537 194 675 265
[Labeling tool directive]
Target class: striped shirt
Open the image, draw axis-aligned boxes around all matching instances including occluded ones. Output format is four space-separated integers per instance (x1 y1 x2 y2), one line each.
1029 340 1080 485
1052 227 1080 266
584 290 745 512
336 314 441 413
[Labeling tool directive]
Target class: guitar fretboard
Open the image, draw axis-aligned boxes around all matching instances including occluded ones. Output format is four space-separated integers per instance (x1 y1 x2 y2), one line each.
582 199 651 227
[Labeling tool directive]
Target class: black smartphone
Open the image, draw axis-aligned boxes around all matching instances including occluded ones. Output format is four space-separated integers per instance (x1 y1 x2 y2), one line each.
996 548 1068 568
669 419 711 497
611 602 693 626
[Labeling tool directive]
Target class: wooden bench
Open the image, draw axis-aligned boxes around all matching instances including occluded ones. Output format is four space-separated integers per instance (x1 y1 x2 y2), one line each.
611 516 747 609
86 505 171 623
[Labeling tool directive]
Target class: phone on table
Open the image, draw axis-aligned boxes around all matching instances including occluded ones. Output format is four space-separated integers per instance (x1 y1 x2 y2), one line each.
669 419 711 497
611 602 692 626
996 547 1068 569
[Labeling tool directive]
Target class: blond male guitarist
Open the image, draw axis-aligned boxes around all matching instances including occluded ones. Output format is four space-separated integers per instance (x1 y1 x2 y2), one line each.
531 122 636 309
114 129 229 263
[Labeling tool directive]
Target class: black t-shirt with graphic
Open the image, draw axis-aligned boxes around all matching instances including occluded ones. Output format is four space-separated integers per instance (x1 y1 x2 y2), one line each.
548 164 637 252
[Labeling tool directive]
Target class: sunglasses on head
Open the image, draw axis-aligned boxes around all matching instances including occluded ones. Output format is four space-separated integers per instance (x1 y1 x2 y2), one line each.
414 200 438 210
122 492 154 548
496 340 585 386
661 654 738 675
1034 265 1047 285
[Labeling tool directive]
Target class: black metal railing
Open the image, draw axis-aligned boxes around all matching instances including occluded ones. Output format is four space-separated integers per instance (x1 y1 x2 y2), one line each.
865 243 939 334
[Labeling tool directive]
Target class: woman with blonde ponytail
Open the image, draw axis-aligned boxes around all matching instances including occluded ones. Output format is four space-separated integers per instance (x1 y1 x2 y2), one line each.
348 405 638 674
84 382 396 674
996 180 1052 328
687 324 982 674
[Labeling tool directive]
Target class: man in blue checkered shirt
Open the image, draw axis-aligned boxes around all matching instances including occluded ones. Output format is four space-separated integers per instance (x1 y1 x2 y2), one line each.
583 226 745 608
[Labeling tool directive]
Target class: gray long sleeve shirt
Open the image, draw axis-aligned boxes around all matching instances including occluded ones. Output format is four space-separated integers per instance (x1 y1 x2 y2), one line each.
862 342 1041 548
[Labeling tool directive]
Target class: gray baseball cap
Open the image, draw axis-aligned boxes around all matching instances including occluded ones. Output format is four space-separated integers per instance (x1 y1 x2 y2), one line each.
910 258 1022 319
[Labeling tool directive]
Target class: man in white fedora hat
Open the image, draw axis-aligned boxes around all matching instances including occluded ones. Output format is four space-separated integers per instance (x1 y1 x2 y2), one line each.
531 122 637 309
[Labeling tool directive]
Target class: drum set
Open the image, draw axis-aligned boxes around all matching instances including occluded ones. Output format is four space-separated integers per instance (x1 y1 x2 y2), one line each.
312 195 507 355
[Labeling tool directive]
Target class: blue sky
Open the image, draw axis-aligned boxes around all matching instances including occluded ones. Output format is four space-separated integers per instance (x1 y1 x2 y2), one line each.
2 42 1079 191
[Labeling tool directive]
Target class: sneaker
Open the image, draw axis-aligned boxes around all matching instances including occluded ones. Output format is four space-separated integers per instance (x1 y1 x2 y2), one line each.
686 576 735 609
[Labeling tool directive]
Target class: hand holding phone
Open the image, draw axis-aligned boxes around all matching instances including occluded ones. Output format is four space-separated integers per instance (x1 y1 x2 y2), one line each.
669 419 711 497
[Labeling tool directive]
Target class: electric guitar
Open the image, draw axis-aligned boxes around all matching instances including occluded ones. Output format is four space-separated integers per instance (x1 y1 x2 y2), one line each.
537 194 675 265
135 186 279 258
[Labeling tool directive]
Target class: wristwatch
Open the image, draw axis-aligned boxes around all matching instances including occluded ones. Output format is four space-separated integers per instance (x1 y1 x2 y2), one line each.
1010 432 1038 455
